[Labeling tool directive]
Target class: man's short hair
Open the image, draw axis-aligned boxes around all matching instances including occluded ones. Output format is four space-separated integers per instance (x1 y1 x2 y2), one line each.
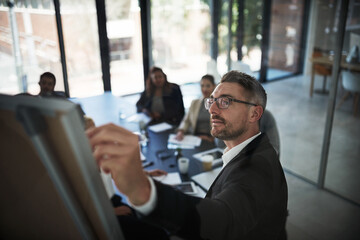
220 71 267 111
39 72 56 86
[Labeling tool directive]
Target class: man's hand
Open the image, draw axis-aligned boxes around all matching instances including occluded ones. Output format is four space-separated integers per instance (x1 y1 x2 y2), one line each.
86 123 150 206
175 130 184 141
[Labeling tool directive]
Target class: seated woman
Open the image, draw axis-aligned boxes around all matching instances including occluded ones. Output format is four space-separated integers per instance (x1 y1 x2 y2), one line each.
136 66 185 126
175 74 216 142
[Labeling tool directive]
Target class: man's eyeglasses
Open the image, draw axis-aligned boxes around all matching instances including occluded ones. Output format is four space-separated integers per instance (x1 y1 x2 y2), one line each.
204 97 257 110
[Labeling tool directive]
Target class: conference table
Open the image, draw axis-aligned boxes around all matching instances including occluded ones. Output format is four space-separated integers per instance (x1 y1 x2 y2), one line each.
142 127 219 180
309 55 360 97
71 92 222 194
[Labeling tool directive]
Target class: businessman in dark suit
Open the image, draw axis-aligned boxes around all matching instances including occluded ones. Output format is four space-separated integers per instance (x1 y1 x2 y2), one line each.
87 71 288 240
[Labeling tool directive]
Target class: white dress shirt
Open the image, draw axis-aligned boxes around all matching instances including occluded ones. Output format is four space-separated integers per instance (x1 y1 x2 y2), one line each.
221 132 261 169
131 132 261 215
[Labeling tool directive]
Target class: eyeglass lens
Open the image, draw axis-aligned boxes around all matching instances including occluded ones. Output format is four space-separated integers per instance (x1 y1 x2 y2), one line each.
205 97 229 110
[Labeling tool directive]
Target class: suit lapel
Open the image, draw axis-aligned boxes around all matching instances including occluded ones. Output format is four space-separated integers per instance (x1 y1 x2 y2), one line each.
205 134 267 198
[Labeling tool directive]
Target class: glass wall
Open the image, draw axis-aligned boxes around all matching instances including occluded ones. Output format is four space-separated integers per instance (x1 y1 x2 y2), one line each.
0 1 63 95
0 5 17 94
325 0 360 204
238 0 263 73
106 0 144 96
61 0 103 97
151 0 211 85
267 0 306 80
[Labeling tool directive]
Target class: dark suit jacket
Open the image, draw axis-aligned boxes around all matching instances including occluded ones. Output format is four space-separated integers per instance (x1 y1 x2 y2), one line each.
144 133 288 240
136 83 185 126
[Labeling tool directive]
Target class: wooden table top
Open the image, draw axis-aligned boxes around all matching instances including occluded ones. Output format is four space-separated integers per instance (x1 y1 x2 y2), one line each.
310 56 360 72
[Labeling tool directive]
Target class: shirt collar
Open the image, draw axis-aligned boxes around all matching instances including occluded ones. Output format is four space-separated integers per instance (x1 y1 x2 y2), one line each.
222 132 262 168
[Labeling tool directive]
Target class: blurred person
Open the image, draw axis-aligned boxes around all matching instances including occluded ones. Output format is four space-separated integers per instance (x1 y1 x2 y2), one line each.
136 66 185 126
175 74 216 142
87 71 288 240
38 72 66 98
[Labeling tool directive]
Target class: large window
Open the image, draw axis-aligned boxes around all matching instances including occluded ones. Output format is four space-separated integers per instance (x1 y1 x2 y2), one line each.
0 2 63 95
325 0 360 204
236 0 264 73
106 0 144 96
61 0 103 97
219 0 307 81
267 0 306 80
151 0 211 85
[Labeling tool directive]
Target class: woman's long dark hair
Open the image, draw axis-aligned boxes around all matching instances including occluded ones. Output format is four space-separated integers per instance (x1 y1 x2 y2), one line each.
145 66 172 96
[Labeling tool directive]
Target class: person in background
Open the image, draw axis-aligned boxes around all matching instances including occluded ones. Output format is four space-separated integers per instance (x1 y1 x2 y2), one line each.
87 71 288 240
38 72 66 98
136 66 185 126
175 74 216 142
38 72 56 96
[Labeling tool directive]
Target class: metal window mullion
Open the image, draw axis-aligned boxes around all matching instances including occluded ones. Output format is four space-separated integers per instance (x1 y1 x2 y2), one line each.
318 0 349 189
53 0 69 97
259 0 272 83
95 0 111 92
140 0 152 84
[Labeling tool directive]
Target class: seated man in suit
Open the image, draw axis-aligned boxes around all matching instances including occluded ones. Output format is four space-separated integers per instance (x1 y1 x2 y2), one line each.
38 72 66 98
87 71 288 240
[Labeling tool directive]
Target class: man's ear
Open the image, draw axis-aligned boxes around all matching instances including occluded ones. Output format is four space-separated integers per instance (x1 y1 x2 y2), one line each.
249 106 263 123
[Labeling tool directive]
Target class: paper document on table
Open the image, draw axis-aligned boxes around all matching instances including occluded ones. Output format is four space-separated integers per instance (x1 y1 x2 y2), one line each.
148 122 173 132
152 172 182 185
140 150 146 161
191 167 222 191
168 134 201 147
167 143 195 149
193 186 206 198
126 113 151 124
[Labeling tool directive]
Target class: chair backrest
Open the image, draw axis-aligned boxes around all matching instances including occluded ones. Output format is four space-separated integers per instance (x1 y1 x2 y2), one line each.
342 71 360 92
260 110 280 156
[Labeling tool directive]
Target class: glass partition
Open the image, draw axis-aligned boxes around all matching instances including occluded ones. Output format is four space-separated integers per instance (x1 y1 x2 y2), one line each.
267 0 331 183
151 0 211 85
238 0 263 73
0 2 63 95
61 0 103 97
106 0 144 96
267 0 306 80
265 76 326 183
325 0 360 204
0 6 17 94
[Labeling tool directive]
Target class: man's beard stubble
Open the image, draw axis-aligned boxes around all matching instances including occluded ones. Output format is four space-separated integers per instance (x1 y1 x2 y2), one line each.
210 115 246 140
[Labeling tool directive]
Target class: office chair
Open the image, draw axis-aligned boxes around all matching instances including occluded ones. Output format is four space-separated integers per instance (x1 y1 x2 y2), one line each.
337 70 360 116
260 109 280 156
